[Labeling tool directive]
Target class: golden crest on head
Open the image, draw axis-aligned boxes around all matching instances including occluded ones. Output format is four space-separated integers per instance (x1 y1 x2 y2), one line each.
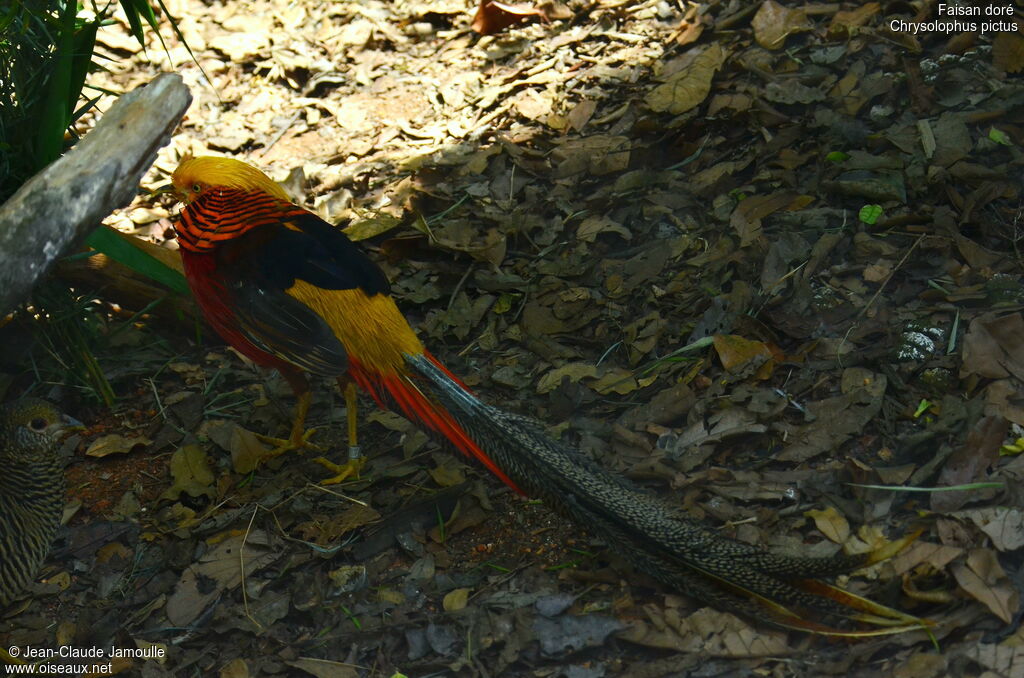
171 156 291 204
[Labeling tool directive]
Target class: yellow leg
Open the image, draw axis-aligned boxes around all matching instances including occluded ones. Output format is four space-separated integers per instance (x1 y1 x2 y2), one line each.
255 390 322 460
315 379 366 484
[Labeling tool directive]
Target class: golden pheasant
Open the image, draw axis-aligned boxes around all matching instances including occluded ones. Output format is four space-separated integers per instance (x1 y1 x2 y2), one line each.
165 156 925 635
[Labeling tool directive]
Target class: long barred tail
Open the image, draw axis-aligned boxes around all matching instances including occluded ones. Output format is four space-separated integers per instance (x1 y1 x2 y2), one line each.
402 353 927 636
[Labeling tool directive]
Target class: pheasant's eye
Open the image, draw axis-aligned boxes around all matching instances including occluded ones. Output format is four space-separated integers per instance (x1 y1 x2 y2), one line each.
192 183 202 193
29 417 48 432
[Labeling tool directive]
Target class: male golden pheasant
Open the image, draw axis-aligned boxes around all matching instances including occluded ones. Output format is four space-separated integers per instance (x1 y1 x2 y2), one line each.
167 156 924 635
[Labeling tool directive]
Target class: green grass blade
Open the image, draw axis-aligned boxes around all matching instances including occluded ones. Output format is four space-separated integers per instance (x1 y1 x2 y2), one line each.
847 482 1005 492
68 16 99 107
150 0 212 87
119 0 146 44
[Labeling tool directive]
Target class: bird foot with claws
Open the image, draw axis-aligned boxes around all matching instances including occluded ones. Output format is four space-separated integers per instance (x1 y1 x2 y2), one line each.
255 427 322 461
313 447 365 485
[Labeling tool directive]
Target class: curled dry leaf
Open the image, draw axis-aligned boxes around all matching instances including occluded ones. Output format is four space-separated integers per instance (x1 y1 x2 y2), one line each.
85 433 151 458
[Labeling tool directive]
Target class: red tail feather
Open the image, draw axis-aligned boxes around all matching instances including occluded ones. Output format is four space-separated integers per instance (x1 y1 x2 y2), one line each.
349 353 522 493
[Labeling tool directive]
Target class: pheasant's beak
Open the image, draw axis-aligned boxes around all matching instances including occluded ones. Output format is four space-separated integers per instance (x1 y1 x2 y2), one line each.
58 414 85 434
150 183 177 198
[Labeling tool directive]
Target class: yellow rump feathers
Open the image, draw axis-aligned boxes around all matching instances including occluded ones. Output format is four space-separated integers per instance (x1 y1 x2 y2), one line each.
286 281 425 376
172 156 291 203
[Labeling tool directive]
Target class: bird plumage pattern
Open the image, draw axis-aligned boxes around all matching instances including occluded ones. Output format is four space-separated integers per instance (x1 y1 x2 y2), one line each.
0 398 76 609
168 156 924 634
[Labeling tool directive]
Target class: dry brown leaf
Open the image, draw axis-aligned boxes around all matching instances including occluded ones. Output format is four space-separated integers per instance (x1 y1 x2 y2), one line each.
296 505 381 545
931 113 972 168
956 507 1024 552
931 415 1007 514
590 368 655 396
472 0 546 35
85 433 151 458
166 533 277 626
161 445 216 501
219 658 250 678
645 43 726 115
708 92 752 115
891 652 948 678
285 658 358 678
765 81 826 105
430 464 466 487
552 135 631 176
713 334 774 374
208 32 267 61
619 605 788 655
963 640 1024 676
885 541 963 577
334 18 374 47
951 548 1020 623
675 18 705 46
993 27 1024 73
442 587 471 612
960 313 1024 381
729 192 798 247
577 215 631 242
778 372 886 463
431 222 508 267
691 157 752 194
985 379 1024 426
537 362 599 393
863 261 893 283
566 99 598 131
827 3 880 39
805 506 851 544
751 0 812 50
229 424 271 475
514 88 554 121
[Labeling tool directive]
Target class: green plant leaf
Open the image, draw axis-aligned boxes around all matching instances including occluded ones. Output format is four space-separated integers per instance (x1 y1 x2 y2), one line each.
858 204 883 224
84 226 190 295
826 151 849 163
988 127 1012 146
34 0 75 169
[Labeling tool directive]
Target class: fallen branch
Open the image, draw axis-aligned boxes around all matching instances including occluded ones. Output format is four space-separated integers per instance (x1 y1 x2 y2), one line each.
0 73 192 314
